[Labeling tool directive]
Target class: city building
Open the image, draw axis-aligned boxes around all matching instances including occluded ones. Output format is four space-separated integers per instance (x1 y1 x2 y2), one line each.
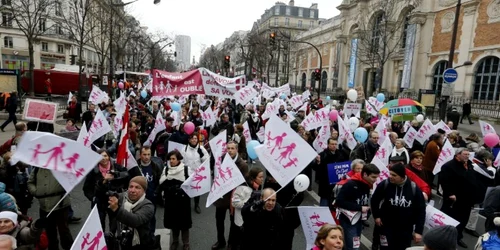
175 35 192 71
290 0 500 100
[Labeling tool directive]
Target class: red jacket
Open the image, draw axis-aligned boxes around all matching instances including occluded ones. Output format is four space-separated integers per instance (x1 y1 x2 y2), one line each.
404 167 431 197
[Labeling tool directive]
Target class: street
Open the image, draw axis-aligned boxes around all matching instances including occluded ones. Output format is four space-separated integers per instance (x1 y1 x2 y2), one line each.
0 117 497 249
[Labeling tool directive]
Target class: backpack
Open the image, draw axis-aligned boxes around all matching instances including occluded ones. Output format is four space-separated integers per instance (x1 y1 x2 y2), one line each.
476 231 500 250
184 145 205 159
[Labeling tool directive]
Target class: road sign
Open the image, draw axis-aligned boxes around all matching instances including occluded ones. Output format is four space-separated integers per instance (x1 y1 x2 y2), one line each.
442 84 454 97
443 68 458 83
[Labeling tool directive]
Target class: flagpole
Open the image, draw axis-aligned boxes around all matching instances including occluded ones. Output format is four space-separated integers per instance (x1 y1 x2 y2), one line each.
46 192 69 217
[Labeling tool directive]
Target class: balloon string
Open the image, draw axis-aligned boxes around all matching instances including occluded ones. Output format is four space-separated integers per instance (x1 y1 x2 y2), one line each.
284 193 298 208
264 185 285 202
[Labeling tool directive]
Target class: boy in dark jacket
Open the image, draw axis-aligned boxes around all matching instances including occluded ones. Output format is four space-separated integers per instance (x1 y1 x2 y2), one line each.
335 163 380 250
371 163 426 250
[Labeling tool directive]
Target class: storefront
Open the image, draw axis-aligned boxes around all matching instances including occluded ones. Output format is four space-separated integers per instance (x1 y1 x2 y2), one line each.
2 54 28 70
40 53 66 69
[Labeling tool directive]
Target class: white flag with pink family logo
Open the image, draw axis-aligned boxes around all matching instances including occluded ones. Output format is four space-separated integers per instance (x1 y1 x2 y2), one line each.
480 120 497 137
234 86 258 106
242 121 252 142
206 153 246 207
312 125 331 153
70 206 107 250
12 131 102 175
255 115 317 187
144 112 167 147
182 159 212 198
298 206 336 250
433 140 455 175
88 109 112 144
425 205 459 229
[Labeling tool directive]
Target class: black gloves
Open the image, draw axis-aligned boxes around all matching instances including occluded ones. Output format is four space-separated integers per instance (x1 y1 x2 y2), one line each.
34 218 46 229
251 200 265 211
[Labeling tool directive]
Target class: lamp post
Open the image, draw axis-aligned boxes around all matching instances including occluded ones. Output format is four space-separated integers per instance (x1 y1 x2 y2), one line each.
285 39 322 99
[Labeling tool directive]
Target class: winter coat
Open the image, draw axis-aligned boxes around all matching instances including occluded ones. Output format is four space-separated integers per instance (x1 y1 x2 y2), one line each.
439 158 481 206
313 149 348 199
481 186 500 232
27 169 70 212
371 178 426 235
350 142 378 163
83 163 129 206
11 219 42 250
231 185 253 227
335 173 372 222
180 144 209 176
159 162 191 230
422 141 440 172
112 194 155 248
241 200 283 250
471 160 496 203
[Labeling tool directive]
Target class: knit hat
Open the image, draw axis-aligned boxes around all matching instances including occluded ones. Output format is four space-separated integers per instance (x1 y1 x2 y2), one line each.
389 163 406 178
0 183 17 213
130 176 148 191
0 211 18 227
423 225 457 250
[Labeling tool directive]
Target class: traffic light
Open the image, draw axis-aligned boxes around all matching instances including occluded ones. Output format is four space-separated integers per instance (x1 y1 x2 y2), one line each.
70 55 76 65
224 55 230 68
314 69 321 81
269 32 276 47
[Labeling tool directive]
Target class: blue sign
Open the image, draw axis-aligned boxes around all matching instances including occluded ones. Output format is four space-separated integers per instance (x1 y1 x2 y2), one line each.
347 39 358 88
327 161 352 184
443 68 458 83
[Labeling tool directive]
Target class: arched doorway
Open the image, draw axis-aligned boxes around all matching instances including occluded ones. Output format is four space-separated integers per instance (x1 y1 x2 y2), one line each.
321 71 328 91
301 73 306 90
474 56 500 100
310 71 315 89
432 60 448 96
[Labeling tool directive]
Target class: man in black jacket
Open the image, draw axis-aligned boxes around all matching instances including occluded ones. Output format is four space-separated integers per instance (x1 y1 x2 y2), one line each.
371 163 426 250
336 164 380 250
0 91 17 132
350 131 379 163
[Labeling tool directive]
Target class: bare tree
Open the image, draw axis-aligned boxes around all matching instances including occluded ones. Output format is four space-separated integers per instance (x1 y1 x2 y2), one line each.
354 0 420 93
9 0 55 95
60 0 96 91
246 31 274 83
88 4 111 85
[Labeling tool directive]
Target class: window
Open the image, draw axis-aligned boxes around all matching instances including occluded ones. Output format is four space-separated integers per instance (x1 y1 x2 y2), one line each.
285 18 289 26
310 10 315 19
41 42 48 52
401 15 410 48
321 71 328 91
310 71 316 89
55 1 62 16
274 18 278 26
3 36 12 48
474 56 500 100
38 19 46 32
298 8 303 17
274 7 280 15
432 60 448 96
56 25 63 35
310 20 314 28
57 44 64 53
286 7 290 15
2 12 12 27
1 0 11 5
298 20 302 28
371 13 384 53
301 73 306 89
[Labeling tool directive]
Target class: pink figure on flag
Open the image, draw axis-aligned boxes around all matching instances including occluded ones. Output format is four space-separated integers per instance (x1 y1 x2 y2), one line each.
41 142 66 171
283 158 298 168
276 143 296 163
92 122 99 130
310 213 320 220
30 144 43 164
83 136 90 147
223 167 233 178
64 153 80 171
217 167 227 182
97 119 103 128
81 231 106 250
314 112 321 122
192 167 207 187
190 185 202 191
431 214 446 226
267 132 287 154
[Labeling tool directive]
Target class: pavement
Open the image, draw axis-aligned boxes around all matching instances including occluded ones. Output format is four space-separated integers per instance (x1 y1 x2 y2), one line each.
0 115 492 249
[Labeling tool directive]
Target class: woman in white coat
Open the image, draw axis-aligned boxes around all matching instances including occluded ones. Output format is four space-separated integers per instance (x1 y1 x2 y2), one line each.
181 133 209 214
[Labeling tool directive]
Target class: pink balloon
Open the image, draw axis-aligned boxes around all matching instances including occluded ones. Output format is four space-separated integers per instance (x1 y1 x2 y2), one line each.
329 110 338 122
118 82 124 89
484 133 499 148
184 122 195 135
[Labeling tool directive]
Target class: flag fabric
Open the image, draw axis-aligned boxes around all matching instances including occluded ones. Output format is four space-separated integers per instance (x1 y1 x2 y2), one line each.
116 107 129 167
298 206 337 250
88 109 112 144
433 140 455 175
181 159 211 198
206 153 246 207
479 120 497 137
70 206 107 250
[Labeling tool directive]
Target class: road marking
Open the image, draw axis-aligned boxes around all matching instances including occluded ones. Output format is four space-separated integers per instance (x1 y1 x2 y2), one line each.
306 190 373 248
155 228 171 248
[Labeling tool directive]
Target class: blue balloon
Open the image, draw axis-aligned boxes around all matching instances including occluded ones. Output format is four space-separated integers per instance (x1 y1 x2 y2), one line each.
354 127 368 143
326 96 331 101
247 140 261 160
171 102 181 111
140 90 147 98
280 94 287 100
376 93 385 102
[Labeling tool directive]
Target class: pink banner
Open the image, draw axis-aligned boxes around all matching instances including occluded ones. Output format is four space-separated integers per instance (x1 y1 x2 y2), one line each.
152 69 204 97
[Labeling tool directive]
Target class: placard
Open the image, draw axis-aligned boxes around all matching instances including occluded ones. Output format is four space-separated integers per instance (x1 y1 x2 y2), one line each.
327 161 352 184
22 99 58 124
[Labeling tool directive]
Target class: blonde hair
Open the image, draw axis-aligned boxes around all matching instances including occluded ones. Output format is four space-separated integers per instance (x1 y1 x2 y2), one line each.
314 224 344 247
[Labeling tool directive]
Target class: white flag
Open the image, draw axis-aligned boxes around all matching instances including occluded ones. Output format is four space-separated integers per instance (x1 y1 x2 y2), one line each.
300 107 329 131
113 95 127 116
480 120 497 137
434 120 452 135
70 206 107 250
298 206 336 250
88 109 112 144
181 159 211 198
337 117 357 150
425 205 459 229
415 119 437 145
88 85 109 105
201 108 217 127
313 125 331 153
76 122 89 145
373 137 393 167
255 115 317 187
144 112 167 147
261 102 279 120
242 121 252 143
67 92 73 105
234 86 258 106
206 153 246 207
403 126 418 148
433 140 455 175
12 132 102 175
289 95 303 109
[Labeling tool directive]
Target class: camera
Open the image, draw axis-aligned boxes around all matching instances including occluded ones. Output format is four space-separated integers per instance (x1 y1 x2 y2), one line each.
118 228 134 247
108 170 121 178
106 190 119 198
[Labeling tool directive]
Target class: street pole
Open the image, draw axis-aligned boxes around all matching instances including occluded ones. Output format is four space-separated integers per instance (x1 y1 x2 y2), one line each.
441 0 461 121
275 40 281 87
108 0 114 93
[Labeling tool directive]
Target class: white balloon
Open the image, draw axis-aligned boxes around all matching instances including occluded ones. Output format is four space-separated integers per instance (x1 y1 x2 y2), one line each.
348 117 360 132
332 100 338 105
347 89 358 102
416 114 424 122
293 174 310 192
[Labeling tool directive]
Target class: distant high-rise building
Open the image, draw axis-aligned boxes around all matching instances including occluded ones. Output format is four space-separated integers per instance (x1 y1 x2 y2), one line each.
175 35 192 70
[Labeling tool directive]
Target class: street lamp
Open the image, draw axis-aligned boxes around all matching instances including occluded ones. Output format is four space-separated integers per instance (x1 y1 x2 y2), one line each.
454 60 472 69
111 0 160 7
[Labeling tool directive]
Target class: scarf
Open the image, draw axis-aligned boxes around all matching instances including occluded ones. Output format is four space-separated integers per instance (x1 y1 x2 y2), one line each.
65 125 77 132
166 163 186 181
98 161 111 178
123 193 146 246
410 162 423 171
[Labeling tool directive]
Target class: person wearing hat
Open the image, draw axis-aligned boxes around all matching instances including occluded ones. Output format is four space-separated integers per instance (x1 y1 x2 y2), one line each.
406 225 458 250
108 176 155 250
0 210 44 249
371 163 426 250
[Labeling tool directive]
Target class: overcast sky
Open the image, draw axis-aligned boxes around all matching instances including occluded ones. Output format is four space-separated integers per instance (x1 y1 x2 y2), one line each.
128 0 343 63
